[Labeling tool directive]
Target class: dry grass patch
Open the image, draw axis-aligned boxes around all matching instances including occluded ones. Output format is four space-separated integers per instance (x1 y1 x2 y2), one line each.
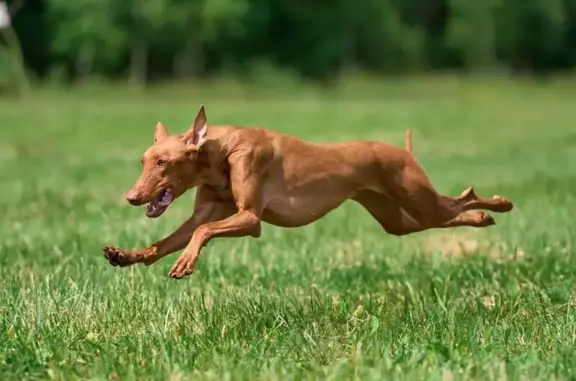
414 231 525 261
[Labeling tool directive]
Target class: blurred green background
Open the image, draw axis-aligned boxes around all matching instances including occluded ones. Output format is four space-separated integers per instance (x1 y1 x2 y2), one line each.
2 0 576 88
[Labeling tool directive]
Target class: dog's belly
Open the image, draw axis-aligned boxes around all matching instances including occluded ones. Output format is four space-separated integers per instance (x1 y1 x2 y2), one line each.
262 192 349 228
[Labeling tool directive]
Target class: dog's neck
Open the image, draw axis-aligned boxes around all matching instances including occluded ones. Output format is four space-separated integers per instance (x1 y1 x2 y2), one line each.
196 138 231 191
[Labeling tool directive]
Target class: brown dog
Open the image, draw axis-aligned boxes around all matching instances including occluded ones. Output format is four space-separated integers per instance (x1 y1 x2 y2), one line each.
103 105 513 279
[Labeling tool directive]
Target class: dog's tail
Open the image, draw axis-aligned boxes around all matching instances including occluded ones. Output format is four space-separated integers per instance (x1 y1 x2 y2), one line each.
405 129 413 154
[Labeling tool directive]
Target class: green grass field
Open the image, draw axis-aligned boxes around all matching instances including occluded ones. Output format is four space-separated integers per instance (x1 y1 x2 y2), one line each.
1 77 575 380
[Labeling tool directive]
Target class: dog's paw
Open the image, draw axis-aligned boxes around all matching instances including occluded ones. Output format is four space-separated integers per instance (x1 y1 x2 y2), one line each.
465 211 496 228
167 253 197 279
479 212 495 226
492 195 514 212
103 246 135 267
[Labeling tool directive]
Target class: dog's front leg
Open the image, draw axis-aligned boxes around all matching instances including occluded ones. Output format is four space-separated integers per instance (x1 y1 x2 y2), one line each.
167 209 262 278
167 150 267 279
103 187 237 268
103 215 201 268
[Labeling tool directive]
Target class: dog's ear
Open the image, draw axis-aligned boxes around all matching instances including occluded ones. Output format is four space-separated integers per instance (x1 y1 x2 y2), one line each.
182 105 208 149
154 122 168 143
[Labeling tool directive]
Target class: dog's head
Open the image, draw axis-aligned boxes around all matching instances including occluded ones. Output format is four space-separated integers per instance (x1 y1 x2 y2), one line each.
125 105 209 218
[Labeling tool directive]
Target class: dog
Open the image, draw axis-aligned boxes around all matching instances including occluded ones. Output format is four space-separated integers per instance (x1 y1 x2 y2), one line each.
103 105 513 279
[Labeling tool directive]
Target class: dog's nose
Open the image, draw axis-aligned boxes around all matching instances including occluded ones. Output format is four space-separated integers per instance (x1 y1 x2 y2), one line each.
126 191 142 205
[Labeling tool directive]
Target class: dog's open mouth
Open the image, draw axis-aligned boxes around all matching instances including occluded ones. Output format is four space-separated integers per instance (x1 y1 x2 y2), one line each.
145 189 173 218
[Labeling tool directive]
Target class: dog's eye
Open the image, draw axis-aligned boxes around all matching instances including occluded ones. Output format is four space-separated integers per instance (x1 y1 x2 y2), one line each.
157 159 167 167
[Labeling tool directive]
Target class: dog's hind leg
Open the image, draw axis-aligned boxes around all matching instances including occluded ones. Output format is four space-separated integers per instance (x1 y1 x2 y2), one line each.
353 190 496 236
379 152 513 229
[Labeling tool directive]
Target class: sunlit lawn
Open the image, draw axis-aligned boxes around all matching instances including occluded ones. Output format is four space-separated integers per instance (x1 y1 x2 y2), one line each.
1 76 575 380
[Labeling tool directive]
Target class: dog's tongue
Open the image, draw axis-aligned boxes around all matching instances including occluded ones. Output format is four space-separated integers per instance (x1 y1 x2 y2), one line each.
158 189 173 207
145 189 172 217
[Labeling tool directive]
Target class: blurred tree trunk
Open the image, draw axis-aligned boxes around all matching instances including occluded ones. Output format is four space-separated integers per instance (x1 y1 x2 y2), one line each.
339 1 358 77
174 16 203 79
75 44 95 79
0 0 30 98
175 36 202 78
128 0 147 86
129 37 148 85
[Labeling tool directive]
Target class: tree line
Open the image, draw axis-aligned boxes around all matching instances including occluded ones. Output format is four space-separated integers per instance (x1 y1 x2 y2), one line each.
4 0 576 85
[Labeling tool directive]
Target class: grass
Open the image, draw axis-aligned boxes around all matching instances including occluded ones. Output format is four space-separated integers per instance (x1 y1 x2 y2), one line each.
0 76 575 380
